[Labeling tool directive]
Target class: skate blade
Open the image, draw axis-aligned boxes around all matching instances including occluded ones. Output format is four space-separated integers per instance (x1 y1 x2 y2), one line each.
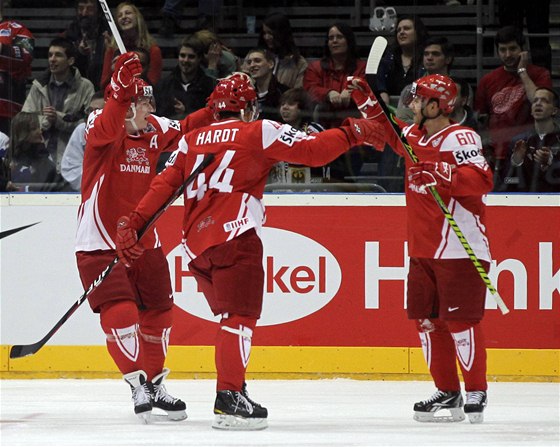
150 408 188 422
212 414 268 431
414 408 465 423
467 412 484 424
135 411 151 424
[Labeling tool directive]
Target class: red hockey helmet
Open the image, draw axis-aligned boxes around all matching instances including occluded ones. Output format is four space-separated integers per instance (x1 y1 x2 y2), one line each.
104 78 154 107
406 74 457 114
208 72 258 121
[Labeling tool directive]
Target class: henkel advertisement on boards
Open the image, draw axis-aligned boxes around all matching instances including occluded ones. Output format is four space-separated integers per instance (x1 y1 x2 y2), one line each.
155 204 559 350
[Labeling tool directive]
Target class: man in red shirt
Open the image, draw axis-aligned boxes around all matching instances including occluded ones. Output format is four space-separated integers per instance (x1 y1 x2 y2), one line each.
0 12 34 135
474 26 552 188
351 74 493 423
76 52 212 423
115 73 384 430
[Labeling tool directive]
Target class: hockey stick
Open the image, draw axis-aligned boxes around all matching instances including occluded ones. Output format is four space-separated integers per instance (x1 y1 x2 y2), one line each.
98 0 127 54
365 36 509 315
9 153 215 359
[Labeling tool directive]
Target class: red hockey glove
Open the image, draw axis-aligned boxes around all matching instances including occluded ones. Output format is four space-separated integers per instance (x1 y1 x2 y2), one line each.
110 52 143 103
347 76 383 120
408 161 453 192
342 117 385 150
116 215 145 268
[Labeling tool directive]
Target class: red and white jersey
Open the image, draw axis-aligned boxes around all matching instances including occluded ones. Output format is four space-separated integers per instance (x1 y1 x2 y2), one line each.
75 98 212 252
133 119 354 261
384 120 493 261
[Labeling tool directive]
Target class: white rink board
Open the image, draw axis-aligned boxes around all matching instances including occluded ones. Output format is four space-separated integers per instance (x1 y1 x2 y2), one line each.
1 193 558 346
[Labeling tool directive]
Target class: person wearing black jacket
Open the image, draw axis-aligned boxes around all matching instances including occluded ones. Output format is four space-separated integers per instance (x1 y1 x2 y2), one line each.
154 36 215 121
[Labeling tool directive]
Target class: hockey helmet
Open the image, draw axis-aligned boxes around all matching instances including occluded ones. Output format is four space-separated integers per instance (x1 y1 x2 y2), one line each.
104 78 154 107
405 74 457 114
208 72 258 121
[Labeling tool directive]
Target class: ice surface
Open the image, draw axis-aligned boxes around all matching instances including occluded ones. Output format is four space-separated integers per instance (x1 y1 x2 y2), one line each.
1 379 558 446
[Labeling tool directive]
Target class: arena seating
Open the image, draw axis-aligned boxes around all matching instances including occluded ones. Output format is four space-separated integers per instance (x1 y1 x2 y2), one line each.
4 1 559 90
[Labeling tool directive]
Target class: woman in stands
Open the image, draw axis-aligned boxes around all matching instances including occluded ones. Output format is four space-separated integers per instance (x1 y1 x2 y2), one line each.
257 12 308 89
303 21 365 128
99 2 162 88
376 15 429 105
9 112 65 192
302 22 366 181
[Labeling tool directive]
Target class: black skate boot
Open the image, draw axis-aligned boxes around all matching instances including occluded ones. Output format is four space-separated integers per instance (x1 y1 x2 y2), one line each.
413 389 465 422
123 370 152 423
464 391 487 424
150 368 187 421
241 382 268 418
212 388 268 430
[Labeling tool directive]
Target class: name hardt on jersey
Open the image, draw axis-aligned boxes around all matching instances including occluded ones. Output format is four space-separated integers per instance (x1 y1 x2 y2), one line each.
120 147 151 174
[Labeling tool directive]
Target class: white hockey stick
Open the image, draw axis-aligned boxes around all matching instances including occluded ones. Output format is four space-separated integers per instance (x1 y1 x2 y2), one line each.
365 36 509 315
98 0 126 54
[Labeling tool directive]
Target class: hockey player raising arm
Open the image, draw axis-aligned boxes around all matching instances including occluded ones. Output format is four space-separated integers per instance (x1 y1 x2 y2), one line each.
114 73 384 430
75 51 213 423
349 74 494 424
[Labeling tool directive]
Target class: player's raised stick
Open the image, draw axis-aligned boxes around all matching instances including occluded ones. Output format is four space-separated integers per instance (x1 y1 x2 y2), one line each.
98 0 127 54
365 36 509 315
9 154 215 359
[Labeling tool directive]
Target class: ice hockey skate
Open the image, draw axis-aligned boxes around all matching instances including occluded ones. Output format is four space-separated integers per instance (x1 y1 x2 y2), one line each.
464 391 487 424
123 370 152 423
150 368 187 421
212 388 268 430
413 390 465 422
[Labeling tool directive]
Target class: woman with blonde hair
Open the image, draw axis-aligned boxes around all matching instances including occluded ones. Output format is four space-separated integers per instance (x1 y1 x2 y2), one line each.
100 2 162 87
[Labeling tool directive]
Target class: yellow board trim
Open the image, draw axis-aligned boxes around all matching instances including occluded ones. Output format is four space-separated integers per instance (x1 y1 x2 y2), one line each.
1 345 558 381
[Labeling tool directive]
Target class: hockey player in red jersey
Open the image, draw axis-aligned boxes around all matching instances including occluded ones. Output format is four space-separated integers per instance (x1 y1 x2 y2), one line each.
350 74 493 424
114 73 385 430
75 52 213 423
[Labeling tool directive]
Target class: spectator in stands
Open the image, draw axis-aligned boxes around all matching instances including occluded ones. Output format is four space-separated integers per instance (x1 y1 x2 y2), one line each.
154 36 215 120
450 78 477 129
273 87 326 183
100 2 162 88
375 15 429 106
60 90 105 191
9 112 65 192
500 87 560 192
244 48 289 121
303 22 368 181
194 29 239 80
0 128 11 191
257 12 308 89
474 26 552 188
303 22 365 129
497 0 551 71
22 37 94 174
0 9 34 136
396 36 455 123
62 0 108 90
159 0 222 38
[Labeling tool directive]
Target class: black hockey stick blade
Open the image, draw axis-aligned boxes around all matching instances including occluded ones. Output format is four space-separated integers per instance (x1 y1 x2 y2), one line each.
9 153 215 359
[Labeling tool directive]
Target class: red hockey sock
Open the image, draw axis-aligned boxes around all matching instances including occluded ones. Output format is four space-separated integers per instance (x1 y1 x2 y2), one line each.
447 321 488 391
139 308 173 381
416 319 460 392
215 314 257 392
100 300 143 375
